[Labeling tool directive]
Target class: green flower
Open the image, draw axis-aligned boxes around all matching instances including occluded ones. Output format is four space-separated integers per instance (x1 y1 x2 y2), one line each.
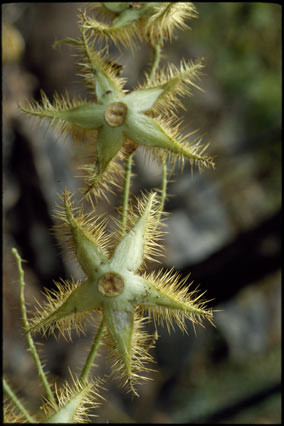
84 2 198 47
29 190 213 394
20 18 214 199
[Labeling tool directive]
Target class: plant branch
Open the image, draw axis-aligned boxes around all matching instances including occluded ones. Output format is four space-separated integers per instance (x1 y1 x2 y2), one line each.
121 153 133 236
149 42 161 81
11 248 56 404
148 41 168 219
160 159 167 214
80 318 106 384
3 378 37 423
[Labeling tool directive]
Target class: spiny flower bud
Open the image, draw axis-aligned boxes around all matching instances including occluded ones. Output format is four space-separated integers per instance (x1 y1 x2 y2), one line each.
84 3 197 47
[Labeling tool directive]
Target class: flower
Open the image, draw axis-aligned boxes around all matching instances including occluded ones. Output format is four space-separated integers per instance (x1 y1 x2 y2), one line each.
29 190 213 394
83 2 198 47
20 17 214 199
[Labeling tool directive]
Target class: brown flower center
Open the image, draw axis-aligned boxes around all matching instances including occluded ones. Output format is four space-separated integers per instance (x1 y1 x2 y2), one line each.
98 272 125 297
104 102 128 127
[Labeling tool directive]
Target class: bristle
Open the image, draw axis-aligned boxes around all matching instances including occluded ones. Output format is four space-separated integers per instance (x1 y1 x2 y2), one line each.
19 90 95 143
141 268 214 334
77 13 126 93
3 397 33 423
146 3 198 44
79 148 125 203
104 313 156 396
147 114 215 172
115 191 166 266
52 190 111 261
85 3 197 48
141 58 205 117
40 372 103 423
28 279 91 340
82 11 143 50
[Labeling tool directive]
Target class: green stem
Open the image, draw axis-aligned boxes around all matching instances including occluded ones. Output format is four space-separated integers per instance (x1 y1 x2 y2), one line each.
148 41 168 219
80 319 106 384
120 41 162 234
156 159 167 228
3 378 36 423
121 153 133 236
11 248 56 404
160 159 167 213
149 42 161 81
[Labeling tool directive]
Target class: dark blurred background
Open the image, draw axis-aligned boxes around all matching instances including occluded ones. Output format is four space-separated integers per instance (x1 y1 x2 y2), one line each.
3 3 281 423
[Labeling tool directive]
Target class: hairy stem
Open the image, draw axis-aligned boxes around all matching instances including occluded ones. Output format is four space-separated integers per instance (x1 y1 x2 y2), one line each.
149 42 161 81
3 378 36 423
11 248 56 404
159 159 167 215
121 153 133 236
80 319 106 384
148 41 168 217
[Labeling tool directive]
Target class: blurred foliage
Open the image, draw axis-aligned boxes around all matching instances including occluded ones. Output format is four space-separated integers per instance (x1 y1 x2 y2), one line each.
171 344 281 423
191 3 281 232
191 3 281 132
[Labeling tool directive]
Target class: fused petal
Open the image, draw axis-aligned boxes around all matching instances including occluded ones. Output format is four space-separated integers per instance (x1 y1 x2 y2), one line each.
103 308 155 393
54 191 109 276
139 269 214 333
111 6 145 28
103 307 134 378
125 111 173 149
83 3 151 48
112 192 157 272
19 91 104 139
82 125 125 194
125 87 164 113
51 102 105 130
79 16 125 100
96 125 125 174
29 278 101 338
144 58 204 116
125 111 214 170
43 375 102 423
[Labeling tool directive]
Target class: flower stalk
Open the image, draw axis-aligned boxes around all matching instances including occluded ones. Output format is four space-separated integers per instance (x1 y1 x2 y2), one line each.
11 248 56 404
121 153 134 236
80 319 106 384
3 379 37 423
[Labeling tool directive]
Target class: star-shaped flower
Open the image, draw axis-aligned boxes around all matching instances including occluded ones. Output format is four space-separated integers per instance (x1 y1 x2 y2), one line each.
29 190 213 393
83 2 198 47
20 17 214 198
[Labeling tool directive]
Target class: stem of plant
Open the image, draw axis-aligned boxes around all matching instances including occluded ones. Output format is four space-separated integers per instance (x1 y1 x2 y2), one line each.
80 319 106 384
149 42 161 81
121 153 133 236
3 378 36 423
158 159 167 222
148 41 168 216
11 248 56 404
